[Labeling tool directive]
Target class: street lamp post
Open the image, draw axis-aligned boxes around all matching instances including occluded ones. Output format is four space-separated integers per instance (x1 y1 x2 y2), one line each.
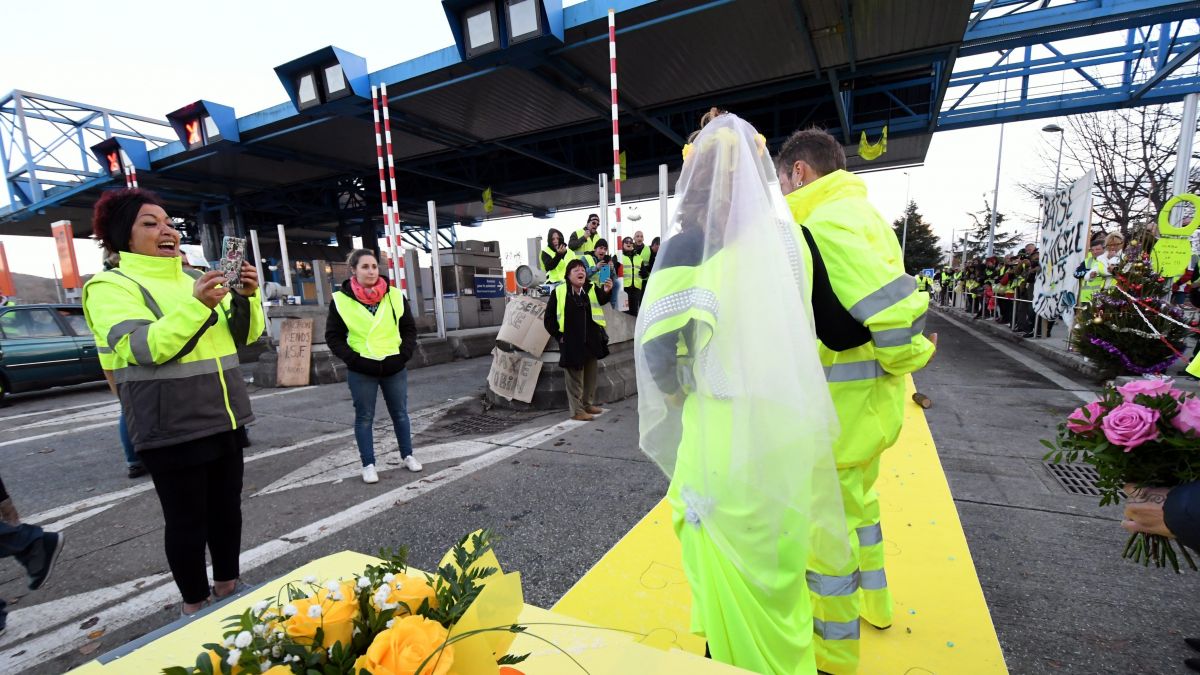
987 124 1005 257
1043 123 1065 193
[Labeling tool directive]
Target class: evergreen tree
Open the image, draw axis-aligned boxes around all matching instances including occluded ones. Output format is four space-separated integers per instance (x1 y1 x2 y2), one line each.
892 200 943 274
1075 248 1190 376
964 198 1021 259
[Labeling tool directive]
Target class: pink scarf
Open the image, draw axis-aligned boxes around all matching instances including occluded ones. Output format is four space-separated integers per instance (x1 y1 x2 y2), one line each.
350 277 387 305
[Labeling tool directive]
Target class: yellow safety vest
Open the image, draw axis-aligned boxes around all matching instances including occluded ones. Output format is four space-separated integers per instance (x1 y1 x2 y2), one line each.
541 245 577 283
332 287 404 360
622 250 646 289
571 229 601 255
1079 255 1107 303
554 283 606 333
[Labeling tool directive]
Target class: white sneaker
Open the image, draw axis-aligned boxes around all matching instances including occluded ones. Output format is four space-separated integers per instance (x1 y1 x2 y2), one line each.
362 464 379 484
402 455 423 472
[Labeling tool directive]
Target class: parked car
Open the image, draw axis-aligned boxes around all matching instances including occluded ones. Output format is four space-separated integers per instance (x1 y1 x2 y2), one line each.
0 304 103 403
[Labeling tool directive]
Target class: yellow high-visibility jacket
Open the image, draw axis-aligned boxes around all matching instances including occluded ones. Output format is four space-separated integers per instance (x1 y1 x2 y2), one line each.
83 252 264 450
786 170 935 467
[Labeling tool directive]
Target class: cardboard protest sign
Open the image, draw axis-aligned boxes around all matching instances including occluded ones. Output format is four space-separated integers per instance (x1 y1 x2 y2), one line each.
496 297 551 357
276 319 313 387
487 347 543 403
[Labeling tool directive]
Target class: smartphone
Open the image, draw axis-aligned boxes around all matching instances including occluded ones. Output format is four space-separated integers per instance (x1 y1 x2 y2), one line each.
597 263 611 284
220 236 246 289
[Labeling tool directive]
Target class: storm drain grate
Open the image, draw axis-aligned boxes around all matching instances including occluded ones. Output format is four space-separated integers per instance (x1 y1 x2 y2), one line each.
442 414 522 435
1044 462 1106 497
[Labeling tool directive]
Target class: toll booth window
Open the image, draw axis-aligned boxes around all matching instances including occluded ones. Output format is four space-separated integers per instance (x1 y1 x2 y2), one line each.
297 72 320 109
203 115 221 143
323 64 348 98
466 7 496 50
57 308 90 336
507 0 540 41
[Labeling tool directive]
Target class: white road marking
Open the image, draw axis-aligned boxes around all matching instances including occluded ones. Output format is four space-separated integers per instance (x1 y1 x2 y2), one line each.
9 402 122 431
935 310 1096 403
0 399 115 423
0 572 171 648
20 398 474 530
0 420 115 449
0 416 586 671
0 385 320 440
254 412 542 496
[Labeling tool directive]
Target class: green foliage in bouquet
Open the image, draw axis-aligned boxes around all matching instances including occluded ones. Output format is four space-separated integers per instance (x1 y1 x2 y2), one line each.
163 531 533 675
1074 253 1190 376
1043 378 1200 572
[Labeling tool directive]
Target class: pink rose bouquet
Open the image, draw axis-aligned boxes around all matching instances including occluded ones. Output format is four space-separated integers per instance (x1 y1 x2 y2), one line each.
1044 377 1200 572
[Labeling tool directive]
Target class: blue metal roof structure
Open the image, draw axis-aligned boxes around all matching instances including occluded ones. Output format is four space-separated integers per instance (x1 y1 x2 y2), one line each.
1 0 1197 250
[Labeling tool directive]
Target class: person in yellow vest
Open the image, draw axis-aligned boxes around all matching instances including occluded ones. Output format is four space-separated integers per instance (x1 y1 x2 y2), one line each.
83 188 264 616
539 228 575 284
0 295 14 306
620 236 647 316
638 112 857 673
326 249 422 484
543 259 612 421
581 238 616 287
777 128 936 675
1074 238 1107 306
568 213 601 256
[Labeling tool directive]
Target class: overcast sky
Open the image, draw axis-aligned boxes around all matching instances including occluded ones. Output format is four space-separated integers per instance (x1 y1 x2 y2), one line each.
0 0 1179 280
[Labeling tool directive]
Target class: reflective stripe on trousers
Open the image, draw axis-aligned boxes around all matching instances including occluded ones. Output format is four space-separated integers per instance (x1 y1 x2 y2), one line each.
811 454 892 675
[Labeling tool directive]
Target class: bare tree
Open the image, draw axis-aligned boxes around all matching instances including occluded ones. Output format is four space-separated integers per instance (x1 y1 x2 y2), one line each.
1018 104 1199 240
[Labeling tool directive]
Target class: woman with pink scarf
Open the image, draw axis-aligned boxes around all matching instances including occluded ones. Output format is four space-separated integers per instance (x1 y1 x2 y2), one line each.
325 249 421 483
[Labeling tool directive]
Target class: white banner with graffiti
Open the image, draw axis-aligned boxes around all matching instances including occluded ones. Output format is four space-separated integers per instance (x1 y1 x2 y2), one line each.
1033 170 1096 322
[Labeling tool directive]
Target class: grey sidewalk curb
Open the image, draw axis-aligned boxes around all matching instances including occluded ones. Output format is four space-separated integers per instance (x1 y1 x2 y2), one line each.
930 304 1110 382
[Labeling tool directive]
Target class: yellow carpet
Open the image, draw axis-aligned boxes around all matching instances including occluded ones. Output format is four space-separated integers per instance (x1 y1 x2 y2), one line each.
553 377 1009 674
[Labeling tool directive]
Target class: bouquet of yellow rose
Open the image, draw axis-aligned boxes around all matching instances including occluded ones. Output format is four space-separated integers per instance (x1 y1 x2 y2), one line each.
164 530 530 675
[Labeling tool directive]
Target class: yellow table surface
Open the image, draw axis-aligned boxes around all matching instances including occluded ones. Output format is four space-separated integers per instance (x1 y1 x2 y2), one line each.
553 376 1009 674
74 550 743 674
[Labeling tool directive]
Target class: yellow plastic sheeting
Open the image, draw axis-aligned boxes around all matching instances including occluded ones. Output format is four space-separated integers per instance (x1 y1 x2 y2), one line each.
554 376 1009 674
76 551 743 674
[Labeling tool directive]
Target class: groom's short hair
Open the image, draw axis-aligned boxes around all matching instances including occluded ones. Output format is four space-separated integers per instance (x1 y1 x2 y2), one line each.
775 128 847 177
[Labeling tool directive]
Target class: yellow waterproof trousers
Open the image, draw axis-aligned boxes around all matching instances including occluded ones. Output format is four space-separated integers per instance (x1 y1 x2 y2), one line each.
809 454 892 675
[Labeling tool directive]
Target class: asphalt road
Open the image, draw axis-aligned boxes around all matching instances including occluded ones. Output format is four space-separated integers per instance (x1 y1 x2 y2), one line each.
1 312 1197 674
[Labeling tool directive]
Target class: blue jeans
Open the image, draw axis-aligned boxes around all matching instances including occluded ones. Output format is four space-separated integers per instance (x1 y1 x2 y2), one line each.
609 277 622 309
346 369 413 467
118 411 140 467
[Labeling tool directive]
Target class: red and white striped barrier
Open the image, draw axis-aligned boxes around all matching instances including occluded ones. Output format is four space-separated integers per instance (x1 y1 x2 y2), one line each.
120 149 138 189
608 9 622 248
371 86 405 291
380 83 407 293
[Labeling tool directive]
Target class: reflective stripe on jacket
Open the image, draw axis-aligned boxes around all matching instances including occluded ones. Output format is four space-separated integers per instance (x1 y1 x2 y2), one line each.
331 287 404 360
83 252 264 451
786 170 934 467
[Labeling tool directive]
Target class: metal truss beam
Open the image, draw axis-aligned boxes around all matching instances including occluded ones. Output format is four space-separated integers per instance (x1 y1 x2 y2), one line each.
963 0 1200 56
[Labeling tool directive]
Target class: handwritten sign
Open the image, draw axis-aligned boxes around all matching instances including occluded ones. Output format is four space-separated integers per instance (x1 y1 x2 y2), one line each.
276 318 313 387
496 297 551 357
487 347 543 403
1150 237 1192 277
1033 170 1095 322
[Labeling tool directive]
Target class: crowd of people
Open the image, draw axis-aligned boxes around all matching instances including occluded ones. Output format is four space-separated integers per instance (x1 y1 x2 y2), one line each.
4 107 1195 675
